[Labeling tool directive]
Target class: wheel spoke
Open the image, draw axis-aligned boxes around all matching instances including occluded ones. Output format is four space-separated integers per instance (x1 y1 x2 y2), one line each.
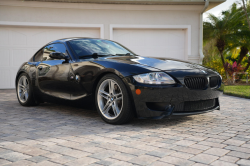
114 93 122 97
99 93 108 100
22 77 26 87
19 87 25 91
112 102 118 116
24 91 28 100
20 91 25 100
115 96 122 101
109 80 115 95
103 102 112 114
99 90 109 99
18 84 25 89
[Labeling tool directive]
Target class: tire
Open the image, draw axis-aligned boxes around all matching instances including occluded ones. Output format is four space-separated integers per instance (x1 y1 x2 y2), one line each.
16 73 39 106
95 74 134 124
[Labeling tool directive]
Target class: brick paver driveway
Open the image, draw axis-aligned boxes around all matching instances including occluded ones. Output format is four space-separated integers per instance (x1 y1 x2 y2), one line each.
0 90 250 166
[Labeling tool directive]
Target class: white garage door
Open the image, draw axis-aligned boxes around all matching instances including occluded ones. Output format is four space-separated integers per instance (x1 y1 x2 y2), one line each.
113 29 185 59
0 26 100 89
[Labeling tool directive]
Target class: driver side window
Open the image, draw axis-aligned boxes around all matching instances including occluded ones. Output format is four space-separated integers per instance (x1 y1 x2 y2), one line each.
42 43 67 61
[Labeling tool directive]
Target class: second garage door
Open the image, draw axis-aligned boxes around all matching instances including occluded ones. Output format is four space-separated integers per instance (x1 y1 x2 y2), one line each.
0 26 100 89
113 29 186 60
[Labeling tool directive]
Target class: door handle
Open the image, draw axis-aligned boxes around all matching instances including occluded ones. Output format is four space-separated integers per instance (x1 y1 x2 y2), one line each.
38 66 43 70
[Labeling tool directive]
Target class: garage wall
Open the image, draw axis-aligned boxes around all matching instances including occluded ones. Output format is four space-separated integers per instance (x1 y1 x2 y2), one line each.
0 1 203 89
0 2 203 59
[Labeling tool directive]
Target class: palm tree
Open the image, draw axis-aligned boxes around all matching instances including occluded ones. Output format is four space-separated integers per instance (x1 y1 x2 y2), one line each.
239 0 250 71
225 1 250 72
203 4 243 78
226 29 250 65
245 56 250 71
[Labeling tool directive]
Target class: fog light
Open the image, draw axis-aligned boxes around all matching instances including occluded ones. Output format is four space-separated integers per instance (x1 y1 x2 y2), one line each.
135 89 141 95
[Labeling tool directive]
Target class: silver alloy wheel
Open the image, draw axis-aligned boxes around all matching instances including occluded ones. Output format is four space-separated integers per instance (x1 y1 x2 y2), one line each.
17 75 29 103
97 79 123 120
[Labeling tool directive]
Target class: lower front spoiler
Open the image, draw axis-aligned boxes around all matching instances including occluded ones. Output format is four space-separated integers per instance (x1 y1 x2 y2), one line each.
138 106 220 120
172 105 220 116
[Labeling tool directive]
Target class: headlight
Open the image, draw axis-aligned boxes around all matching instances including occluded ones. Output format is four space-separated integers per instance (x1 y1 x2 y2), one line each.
133 72 175 84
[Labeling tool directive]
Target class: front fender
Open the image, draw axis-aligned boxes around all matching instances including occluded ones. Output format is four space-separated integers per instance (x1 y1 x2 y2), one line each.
16 62 37 90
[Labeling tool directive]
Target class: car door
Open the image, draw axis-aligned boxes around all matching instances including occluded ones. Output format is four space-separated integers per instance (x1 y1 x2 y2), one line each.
37 43 71 99
70 60 101 100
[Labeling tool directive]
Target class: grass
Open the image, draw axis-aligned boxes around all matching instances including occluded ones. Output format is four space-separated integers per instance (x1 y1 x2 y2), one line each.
221 84 250 99
240 79 249 83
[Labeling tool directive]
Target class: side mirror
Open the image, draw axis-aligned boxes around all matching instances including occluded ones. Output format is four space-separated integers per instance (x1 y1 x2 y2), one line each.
49 52 68 60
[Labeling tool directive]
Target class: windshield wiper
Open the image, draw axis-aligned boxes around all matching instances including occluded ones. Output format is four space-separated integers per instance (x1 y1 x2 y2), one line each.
78 53 115 59
115 53 134 56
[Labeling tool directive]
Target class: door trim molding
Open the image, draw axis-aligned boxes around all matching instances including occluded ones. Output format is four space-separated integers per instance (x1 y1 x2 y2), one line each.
0 21 104 38
110 24 191 60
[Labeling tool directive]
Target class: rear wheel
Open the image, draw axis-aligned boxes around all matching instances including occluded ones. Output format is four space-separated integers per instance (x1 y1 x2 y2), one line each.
16 73 38 106
95 74 134 124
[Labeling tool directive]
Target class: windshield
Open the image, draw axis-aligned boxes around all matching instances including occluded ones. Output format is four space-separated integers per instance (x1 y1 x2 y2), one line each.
68 39 135 58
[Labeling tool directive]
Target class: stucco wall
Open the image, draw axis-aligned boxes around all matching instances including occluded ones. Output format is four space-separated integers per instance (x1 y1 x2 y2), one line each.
0 2 204 62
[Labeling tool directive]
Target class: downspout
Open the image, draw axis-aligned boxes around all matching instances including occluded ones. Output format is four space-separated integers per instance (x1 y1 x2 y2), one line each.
199 0 209 64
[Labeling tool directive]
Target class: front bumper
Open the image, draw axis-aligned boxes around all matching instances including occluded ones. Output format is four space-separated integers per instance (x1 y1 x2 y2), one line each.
123 77 223 119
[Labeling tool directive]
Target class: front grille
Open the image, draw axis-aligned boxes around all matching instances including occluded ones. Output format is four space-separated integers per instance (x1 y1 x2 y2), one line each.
210 76 220 88
184 77 207 90
174 99 217 112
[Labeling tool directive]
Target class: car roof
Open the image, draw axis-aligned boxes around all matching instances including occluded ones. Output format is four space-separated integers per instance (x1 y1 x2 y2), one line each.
49 37 102 44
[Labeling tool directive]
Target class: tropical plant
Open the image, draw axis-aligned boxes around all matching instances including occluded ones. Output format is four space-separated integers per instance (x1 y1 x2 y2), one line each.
224 61 245 76
240 0 250 31
238 0 250 71
226 30 250 65
203 4 244 79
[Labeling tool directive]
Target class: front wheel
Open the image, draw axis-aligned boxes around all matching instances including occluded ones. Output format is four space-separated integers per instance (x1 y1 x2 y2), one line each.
95 74 134 124
16 73 38 106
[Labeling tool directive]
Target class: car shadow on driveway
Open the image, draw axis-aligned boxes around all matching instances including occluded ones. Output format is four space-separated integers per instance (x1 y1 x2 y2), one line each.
0 89 197 128
35 94 198 127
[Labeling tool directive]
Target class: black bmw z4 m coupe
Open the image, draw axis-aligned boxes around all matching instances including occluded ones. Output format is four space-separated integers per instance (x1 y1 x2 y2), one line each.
16 38 223 124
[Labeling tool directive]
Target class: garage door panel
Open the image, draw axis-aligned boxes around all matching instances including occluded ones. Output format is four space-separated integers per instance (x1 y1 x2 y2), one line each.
0 50 10 67
46 29 64 44
147 47 167 57
114 31 131 47
31 30 48 46
127 47 146 56
0 69 11 89
128 31 146 47
11 30 28 46
12 49 28 67
0 26 100 89
114 29 186 60
145 31 168 46
0 28 10 45
10 68 18 88
63 28 100 38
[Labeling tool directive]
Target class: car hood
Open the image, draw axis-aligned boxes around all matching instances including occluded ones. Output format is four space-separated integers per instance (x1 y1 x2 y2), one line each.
105 56 210 72
88 55 219 79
